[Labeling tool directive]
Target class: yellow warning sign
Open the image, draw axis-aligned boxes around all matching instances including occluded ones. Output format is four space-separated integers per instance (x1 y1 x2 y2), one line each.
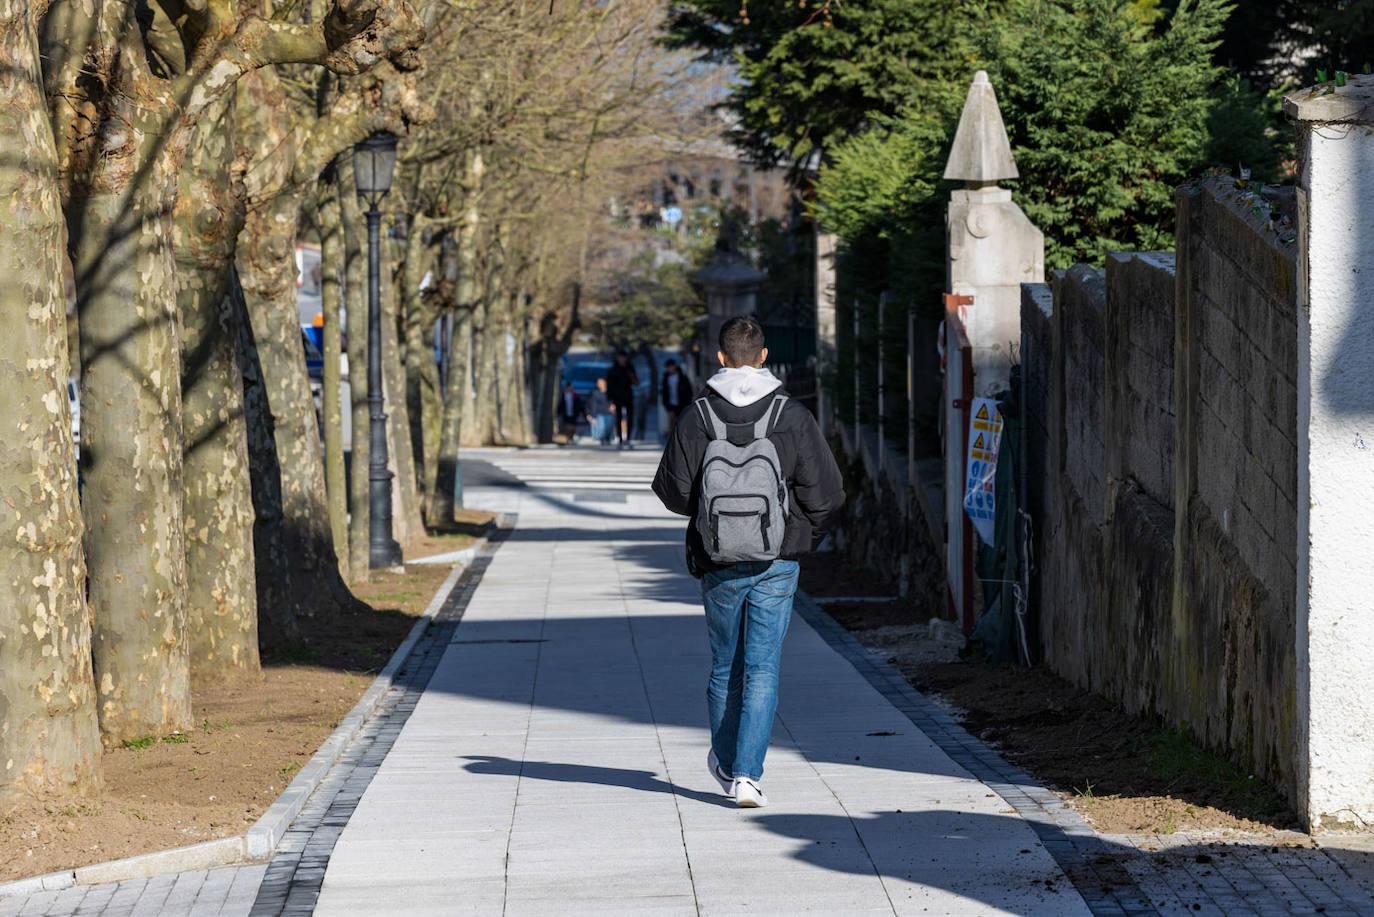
963 397 1004 545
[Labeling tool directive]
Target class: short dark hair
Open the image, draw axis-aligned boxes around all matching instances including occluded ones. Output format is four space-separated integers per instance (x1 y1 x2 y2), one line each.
719 315 766 367
665 358 677 368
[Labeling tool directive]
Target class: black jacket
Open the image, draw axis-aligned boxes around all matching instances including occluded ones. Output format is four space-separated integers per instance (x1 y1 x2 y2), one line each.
606 363 637 402
652 387 845 577
558 390 583 422
660 372 692 410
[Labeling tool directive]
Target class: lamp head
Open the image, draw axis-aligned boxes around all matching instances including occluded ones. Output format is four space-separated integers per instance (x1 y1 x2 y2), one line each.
353 132 399 208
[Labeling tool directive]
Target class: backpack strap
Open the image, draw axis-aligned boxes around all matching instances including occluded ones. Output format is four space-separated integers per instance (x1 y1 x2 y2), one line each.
753 392 789 440
698 392 789 442
695 397 727 441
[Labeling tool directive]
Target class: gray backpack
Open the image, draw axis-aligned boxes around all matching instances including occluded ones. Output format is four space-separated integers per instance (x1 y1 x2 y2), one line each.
694 394 790 564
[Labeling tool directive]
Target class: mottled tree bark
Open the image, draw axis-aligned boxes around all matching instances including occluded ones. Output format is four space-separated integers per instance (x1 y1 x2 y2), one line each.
237 190 355 620
466 242 503 446
401 215 442 514
176 97 260 680
72 187 192 744
340 163 371 576
462 298 494 447
0 0 102 800
530 286 580 444
235 70 354 621
53 17 195 738
430 302 471 526
318 180 350 582
496 308 531 446
39 0 424 745
381 245 424 544
234 272 298 649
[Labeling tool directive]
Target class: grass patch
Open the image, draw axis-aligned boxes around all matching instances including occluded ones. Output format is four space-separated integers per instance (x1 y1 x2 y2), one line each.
1134 726 1288 818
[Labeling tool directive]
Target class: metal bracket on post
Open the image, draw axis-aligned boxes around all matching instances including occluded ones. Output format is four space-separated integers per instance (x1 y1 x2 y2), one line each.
943 293 974 314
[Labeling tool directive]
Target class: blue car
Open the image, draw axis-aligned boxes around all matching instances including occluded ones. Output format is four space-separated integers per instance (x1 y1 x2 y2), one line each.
564 361 612 403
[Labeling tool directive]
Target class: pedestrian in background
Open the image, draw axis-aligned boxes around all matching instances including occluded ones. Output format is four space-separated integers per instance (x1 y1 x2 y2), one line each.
585 377 614 446
660 358 692 437
557 380 583 444
652 316 844 807
606 349 639 450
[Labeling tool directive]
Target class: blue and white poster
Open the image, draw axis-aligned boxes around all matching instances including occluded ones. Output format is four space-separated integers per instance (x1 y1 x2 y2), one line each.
962 398 1003 546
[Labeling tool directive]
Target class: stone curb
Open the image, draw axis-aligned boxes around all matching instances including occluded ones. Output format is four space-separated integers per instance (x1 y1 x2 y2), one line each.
0 545 482 901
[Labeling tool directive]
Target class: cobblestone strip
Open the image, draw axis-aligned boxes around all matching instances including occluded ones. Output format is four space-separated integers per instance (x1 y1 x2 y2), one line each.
247 529 511 917
793 593 1374 917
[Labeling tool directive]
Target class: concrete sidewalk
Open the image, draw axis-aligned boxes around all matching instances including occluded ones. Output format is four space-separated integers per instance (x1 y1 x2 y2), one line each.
311 469 1086 916
10 446 1374 915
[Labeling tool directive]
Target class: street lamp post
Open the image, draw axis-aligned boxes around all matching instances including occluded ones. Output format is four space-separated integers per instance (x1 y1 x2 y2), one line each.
353 132 403 569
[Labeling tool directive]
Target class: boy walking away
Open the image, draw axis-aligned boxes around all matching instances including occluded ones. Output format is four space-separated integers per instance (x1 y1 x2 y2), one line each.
660 358 692 437
606 349 639 450
652 316 844 807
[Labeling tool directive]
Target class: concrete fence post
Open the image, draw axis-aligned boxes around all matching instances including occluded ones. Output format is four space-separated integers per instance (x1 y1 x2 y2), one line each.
1286 75 1374 831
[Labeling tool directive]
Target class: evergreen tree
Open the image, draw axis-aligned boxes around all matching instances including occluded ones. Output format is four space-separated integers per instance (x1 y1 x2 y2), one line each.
664 0 992 173
980 0 1232 267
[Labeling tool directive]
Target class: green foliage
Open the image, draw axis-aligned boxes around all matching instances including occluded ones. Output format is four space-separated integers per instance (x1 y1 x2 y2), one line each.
1203 74 1291 184
981 0 1232 267
664 0 990 172
600 251 706 350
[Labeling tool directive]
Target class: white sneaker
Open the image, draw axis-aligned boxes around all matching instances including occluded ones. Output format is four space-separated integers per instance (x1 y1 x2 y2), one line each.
707 749 734 797
732 777 767 808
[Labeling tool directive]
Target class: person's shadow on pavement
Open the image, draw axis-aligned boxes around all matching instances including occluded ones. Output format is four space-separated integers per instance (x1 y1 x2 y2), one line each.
460 755 731 807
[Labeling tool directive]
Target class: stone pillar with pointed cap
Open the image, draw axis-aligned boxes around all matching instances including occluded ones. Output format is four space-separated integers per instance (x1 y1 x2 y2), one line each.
944 70 1044 397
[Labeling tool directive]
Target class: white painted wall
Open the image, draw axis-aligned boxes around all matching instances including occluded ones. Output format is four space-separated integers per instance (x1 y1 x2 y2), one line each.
1290 78 1374 831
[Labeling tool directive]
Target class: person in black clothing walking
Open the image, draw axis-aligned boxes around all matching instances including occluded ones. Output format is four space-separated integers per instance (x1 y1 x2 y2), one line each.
557 380 583 443
605 349 639 450
660 358 692 437
652 316 845 807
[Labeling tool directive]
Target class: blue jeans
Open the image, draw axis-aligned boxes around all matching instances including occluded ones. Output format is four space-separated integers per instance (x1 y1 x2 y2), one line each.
589 413 613 443
701 559 799 781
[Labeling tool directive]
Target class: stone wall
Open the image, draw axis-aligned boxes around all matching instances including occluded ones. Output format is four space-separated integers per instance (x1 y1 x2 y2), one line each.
1105 252 1176 509
1022 174 1301 798
1173 177 1299 792
828 426 945 615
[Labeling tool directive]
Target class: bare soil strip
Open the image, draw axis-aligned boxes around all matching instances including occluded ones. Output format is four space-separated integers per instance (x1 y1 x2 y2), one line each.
801 550 1299 837
1 524 490 883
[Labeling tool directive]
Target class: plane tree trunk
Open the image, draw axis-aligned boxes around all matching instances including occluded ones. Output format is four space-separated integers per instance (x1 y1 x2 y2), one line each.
318 178 350 581
381 244 424 543
175 96 260 680
0 0 102 800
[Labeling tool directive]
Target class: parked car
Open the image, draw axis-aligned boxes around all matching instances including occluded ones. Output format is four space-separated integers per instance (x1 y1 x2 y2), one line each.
302 329 324 381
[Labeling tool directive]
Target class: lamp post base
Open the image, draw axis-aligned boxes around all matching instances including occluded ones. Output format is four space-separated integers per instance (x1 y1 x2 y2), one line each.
369 538 403 570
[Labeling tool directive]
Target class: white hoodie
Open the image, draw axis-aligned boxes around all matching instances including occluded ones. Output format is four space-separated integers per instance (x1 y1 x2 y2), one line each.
706 365 783 408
